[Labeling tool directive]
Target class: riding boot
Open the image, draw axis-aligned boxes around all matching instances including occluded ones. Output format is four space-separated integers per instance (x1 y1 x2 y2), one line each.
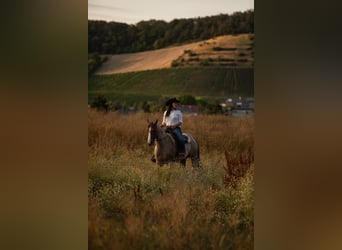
178 152 186 167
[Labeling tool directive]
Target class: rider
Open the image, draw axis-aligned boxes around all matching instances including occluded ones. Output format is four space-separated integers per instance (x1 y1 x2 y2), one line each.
161 97 185 160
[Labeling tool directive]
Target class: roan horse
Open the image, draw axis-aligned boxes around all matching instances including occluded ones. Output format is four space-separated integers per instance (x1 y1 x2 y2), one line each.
147 119 201 168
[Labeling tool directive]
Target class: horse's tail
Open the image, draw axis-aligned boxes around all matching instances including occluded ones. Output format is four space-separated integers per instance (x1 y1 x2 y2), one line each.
197 140 200 159
196 139 200 161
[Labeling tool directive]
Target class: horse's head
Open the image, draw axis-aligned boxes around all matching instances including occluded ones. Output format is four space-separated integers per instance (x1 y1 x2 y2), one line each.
147 119 158 146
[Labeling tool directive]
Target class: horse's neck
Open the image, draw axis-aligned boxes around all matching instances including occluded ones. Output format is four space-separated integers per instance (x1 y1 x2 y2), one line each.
155 126 173 145
156 126 167 141
155 127 176 158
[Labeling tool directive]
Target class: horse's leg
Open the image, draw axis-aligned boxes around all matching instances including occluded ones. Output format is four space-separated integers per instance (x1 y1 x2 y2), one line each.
179 145 190 167
191 142 201 168
180 158 186 167
151 154 156 162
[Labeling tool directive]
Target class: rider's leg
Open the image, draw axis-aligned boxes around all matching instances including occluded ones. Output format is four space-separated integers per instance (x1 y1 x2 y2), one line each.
173 127 185 160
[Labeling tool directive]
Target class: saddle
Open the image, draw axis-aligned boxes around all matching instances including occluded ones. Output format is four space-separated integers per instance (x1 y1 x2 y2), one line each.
165 128 190 143
182 134 190 143
165 129 191 156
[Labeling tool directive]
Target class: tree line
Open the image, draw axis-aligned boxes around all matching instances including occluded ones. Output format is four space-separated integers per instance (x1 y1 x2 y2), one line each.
91 94 231 115
89 10 254 54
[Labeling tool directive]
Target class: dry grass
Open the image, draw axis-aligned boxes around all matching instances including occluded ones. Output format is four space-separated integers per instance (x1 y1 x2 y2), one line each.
88 109 254 249
88 109 254 155
96 42 201 75
174 34 254 68
223 147 254 188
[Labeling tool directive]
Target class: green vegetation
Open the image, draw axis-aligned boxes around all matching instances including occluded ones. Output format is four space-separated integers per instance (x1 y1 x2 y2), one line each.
169 34 253 68
90 94 110 111
88 10 254 54
88 67 254 110
184 49 197 56
178 94 197 105
88 53 107 76
213 47 237 51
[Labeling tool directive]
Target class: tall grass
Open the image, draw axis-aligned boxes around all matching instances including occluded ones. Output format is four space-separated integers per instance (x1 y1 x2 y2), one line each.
88 109 254 249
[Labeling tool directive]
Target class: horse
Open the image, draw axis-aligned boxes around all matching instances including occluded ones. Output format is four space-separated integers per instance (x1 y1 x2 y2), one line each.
147 119 201 168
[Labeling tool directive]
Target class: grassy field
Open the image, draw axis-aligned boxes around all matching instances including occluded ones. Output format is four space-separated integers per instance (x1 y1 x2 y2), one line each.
88 109 254 249
88 67 254 105
172 34 254 68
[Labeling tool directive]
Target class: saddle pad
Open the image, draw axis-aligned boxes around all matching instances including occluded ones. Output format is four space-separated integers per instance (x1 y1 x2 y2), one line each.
182 133 191 143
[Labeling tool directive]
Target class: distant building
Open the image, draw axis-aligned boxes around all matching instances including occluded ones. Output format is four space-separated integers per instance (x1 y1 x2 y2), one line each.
236 101 243 108
229 109 254 117
225 98 235 109
225 96 255 116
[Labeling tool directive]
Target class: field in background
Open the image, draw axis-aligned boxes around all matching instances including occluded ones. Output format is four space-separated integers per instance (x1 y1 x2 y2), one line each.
172 34 254 68
89 34 254 109
89 67 254 105
95 41 202 75
95 34 254 75
88 109 254 249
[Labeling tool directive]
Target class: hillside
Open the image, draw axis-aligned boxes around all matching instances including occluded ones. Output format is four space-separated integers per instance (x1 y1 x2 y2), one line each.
88 11 254 55
89 34 254 108
89 67 254 105
95 34 254 75
95 42 202 75
172 34 254 68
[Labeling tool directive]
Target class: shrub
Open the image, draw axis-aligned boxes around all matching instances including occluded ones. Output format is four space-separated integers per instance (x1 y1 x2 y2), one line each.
200 59 210 66
213 47 237 51
91 94 110 111
184 49 197 56
178 94 197 105
171 60 179 67
88 53 108 76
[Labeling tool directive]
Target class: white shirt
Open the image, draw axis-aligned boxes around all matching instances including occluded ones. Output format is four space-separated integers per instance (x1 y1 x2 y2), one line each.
162 109 183 127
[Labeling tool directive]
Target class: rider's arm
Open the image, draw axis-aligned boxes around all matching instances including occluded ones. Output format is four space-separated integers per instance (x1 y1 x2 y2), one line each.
161 111 167 127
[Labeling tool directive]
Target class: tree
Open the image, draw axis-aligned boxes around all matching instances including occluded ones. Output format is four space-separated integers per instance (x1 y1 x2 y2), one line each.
178 94 197 105
142 101 151 113
88 10 254 54
91 95 109 111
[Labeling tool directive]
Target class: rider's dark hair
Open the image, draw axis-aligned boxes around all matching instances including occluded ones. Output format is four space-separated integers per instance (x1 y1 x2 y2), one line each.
165 104 172 117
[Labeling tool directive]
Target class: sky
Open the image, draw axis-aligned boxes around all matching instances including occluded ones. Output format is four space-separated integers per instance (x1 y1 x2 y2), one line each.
88 0 254 24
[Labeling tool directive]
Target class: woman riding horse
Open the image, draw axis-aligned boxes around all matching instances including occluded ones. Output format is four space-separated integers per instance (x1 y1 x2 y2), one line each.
149 97 200 167
147 119 200 168
161 98 185 160
151 98 185 163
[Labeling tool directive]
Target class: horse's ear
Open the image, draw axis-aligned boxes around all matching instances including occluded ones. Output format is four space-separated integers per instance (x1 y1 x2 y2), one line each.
154 119 158 125
147 119 150 124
